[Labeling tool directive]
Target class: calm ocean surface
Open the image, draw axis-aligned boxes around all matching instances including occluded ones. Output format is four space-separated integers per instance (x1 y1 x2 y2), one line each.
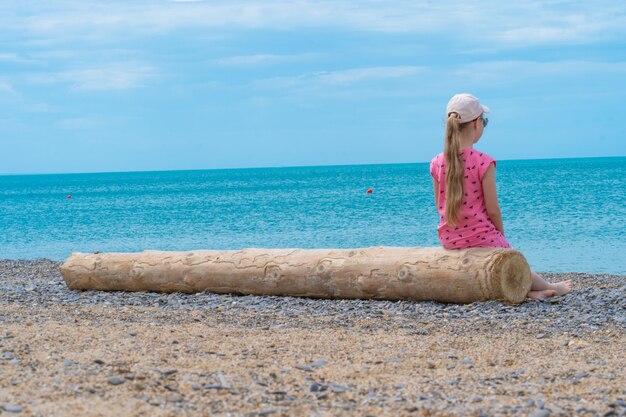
1 157 624 274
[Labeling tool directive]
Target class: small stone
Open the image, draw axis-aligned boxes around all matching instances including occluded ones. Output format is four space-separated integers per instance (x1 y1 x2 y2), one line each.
93 359 105 365
129 331 138 337
1 351 15 360
64 360 73 367
160 369 178 377
218 372 229 387
536 334 547 339
108 377 125 386
330 383 349 393
148 398 162 406
2 405 23 413
310 383 321 392
295 364 313 372
258 410 277 416
529 410 550 417
168 393 183 403
460 357 473 366
310 359 326 368
203 383 224 390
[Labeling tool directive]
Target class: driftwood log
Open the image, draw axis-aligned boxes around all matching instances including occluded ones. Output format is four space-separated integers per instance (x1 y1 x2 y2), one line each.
60 247 532 304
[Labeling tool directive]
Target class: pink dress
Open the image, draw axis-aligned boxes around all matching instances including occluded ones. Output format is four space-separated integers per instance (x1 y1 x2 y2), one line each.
430 149 511 249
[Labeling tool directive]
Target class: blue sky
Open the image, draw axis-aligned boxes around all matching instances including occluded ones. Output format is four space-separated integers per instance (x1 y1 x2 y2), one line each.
1 1 625 174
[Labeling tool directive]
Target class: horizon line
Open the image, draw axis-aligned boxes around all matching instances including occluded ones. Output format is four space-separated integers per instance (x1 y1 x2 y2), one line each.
1 154 624 177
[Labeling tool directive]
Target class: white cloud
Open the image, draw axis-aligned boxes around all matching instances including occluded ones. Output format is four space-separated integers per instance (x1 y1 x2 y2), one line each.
0 80 18 95
56 117 102 129
492 11 618 45
32 62 156 91
66 65 155 91
214 53 319 66
0 53 17 61
256 66 424 89
0 53 35 64
248 59 626 101
5 1 625 48
314 66 423 85
452 60 626 84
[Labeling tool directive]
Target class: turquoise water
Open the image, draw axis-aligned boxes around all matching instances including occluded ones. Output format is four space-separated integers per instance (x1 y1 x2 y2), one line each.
1 157 624 274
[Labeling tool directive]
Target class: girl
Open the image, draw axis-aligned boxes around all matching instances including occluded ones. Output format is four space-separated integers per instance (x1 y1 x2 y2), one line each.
430 93 573 299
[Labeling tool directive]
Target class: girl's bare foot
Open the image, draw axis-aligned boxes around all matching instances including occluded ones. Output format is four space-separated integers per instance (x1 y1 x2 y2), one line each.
527 280 573 299
527 289 557 299
550 280 573 296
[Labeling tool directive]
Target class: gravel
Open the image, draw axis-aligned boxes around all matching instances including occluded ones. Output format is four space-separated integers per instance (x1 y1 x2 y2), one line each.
1 259 624 335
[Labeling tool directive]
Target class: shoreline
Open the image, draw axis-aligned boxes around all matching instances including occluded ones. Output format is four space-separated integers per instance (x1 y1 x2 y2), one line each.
1 259 625 416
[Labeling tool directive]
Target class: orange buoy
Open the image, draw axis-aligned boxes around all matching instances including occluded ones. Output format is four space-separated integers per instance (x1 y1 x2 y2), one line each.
67 195 72 199
367 188 373 194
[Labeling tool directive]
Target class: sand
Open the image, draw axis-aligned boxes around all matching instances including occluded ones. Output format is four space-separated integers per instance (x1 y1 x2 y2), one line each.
1 260 625 416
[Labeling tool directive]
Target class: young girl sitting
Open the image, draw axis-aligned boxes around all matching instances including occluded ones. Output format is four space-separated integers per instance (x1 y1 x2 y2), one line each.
430 93 573 299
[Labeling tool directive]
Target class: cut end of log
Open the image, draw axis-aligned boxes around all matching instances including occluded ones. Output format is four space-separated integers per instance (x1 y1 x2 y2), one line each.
488 249 532 304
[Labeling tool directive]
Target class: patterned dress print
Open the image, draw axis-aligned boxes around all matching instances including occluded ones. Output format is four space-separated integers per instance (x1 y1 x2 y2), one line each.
430 149 511 249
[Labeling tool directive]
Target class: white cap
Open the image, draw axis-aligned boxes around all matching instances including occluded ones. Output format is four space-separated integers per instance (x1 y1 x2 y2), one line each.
446 93 490 123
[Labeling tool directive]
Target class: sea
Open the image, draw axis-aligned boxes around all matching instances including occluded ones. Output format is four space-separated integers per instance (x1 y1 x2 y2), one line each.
1 157 624 274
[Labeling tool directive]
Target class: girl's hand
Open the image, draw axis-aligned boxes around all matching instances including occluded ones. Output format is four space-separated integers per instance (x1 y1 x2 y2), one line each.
482 163 505 236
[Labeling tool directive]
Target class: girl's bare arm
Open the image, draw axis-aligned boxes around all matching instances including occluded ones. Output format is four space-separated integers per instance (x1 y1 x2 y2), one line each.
481 163 505 236
432 178 439 208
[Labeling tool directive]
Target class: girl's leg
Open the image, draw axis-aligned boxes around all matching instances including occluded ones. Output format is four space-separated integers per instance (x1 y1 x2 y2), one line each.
527 271 573 299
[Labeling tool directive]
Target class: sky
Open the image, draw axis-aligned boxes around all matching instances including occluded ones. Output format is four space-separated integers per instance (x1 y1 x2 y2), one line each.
1 1 626 175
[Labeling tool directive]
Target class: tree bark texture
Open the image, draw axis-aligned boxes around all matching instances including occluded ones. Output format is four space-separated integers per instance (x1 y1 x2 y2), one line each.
60 247 532 304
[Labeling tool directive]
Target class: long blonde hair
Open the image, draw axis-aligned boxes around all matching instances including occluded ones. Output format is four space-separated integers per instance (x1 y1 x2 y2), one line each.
443 112 468 227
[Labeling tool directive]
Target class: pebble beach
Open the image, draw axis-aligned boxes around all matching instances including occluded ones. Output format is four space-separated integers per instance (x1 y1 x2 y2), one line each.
1 259 625 417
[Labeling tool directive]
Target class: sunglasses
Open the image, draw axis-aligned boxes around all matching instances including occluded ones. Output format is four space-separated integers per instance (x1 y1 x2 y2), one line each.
475 115 489 128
